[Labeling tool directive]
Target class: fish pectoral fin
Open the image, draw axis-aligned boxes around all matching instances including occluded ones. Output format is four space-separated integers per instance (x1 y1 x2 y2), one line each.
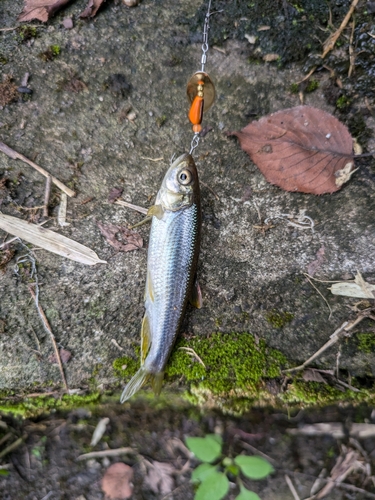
147 204 164 220
141 314 152 364
189 277 203 309
129 215 152 229
120 367 150 403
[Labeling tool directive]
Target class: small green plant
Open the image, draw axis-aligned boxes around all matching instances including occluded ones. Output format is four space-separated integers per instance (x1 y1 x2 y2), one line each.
185 434 274 500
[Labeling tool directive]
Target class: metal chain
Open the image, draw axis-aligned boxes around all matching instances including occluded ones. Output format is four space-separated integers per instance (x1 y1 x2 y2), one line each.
201 0 212 73
189 0 212 157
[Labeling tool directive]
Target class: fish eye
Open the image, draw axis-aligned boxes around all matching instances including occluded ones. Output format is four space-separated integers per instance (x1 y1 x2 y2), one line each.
178 169 192 185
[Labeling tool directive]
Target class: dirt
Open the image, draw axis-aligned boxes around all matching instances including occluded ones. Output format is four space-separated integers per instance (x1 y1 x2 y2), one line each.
2 401 375 500
1 0 375 496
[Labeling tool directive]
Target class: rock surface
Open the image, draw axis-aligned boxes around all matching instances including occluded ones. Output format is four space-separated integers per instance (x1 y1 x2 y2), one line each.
0 0 374 408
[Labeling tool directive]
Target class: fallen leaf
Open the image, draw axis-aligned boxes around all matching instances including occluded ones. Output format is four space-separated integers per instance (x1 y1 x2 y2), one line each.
49 348 72 364
97 222 143 252
101 462 133 500
62 17 73 29
18 0 73 22
231 106 355 194
0 212 107 266
143 460 174 495
329 271 375 298
108 187 124 203
80 0 106 18
302 368 327 383
307 246 325 276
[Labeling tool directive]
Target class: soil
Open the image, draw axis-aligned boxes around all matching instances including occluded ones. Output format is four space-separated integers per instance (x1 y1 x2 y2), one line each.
1 0 375 497
2 401 375 500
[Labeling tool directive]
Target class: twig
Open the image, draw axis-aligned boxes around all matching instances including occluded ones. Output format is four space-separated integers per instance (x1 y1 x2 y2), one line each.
285 474 301 500
178 347 206 367
283 312 370 373
111 339 124 351
140 156 163 162
0 141 75 197
0 432 13 447
0 434 27 459
76 447 135 461
200 180 220 200
304 273 333 319
29 286 69 391
321 0 359 58
348 19 356 77
239 441 277 466
115 199 148 215
0 236 18 249
43 176 52 218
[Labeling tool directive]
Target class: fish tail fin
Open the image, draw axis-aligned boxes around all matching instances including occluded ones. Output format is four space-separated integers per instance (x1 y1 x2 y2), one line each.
151 372 164 396
120 367 150 403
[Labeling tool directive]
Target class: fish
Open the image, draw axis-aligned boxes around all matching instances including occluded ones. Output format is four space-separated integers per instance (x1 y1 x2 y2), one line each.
120 153 202 402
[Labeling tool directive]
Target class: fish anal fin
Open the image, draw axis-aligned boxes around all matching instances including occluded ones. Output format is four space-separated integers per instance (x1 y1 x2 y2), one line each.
141 314 151 364
147 204 164 220
189 278 203 309
146 270 154 302
151 372 164 396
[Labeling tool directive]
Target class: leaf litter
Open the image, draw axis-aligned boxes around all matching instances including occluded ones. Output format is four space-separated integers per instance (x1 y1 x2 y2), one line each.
18 0 73 22
97 222 143 252
143 459 175 496
231 106 355 195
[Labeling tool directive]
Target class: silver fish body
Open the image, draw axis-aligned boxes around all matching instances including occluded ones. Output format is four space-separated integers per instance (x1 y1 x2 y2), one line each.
120 153 201 402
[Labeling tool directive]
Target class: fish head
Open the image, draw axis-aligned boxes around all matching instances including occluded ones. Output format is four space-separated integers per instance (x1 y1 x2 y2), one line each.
157 153 199 211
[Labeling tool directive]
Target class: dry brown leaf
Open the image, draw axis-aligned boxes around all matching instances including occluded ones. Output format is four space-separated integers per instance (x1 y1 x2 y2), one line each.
329 271 375 298
18 0 73 22
144 460 174 495
231 106 355 194
49 348 72 364
97 222 143 252
80 0 106 18
101 462 133 500
307 246 325 276
302 368 327 383
108 187 124 203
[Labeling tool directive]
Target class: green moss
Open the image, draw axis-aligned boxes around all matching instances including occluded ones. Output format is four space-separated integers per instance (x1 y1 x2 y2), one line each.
336 95 351 110
289 83 299 94
0 54 8 65
305 79 319 92
357 333 375 354
18 26 38 42
39 45 61 62
0 392 100 418
114 332 287 398
283 380 374 405
266 310 294 328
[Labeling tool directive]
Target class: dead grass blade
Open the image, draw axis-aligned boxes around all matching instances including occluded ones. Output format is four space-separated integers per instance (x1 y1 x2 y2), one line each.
0 213 106 265
0 141 75 197
321 0 359 58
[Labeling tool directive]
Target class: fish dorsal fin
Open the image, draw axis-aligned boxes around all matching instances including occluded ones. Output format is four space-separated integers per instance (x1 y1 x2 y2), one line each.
141 314 151 364
147 204 164 220
189 278 203 309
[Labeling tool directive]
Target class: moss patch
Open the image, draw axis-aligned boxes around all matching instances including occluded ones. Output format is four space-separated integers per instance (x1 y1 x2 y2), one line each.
0 392 100 418
114 332 287 397
266 310 294 328
357 333 375 354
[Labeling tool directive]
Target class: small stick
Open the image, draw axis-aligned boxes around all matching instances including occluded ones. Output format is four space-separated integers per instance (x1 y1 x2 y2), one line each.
43 175 52 218
76 447 135 461
0 141 75 197
29 286 69 391
304 273 333 319
0 434 27 460
285 474 301 500
114 199 148 215
200 180 220 200
140 156 163 162
321 0 359 58
0 432 13 447
239 441 277 466
111 339 124 351
0 236 18 249
283 313 369 373
348 19 356 77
